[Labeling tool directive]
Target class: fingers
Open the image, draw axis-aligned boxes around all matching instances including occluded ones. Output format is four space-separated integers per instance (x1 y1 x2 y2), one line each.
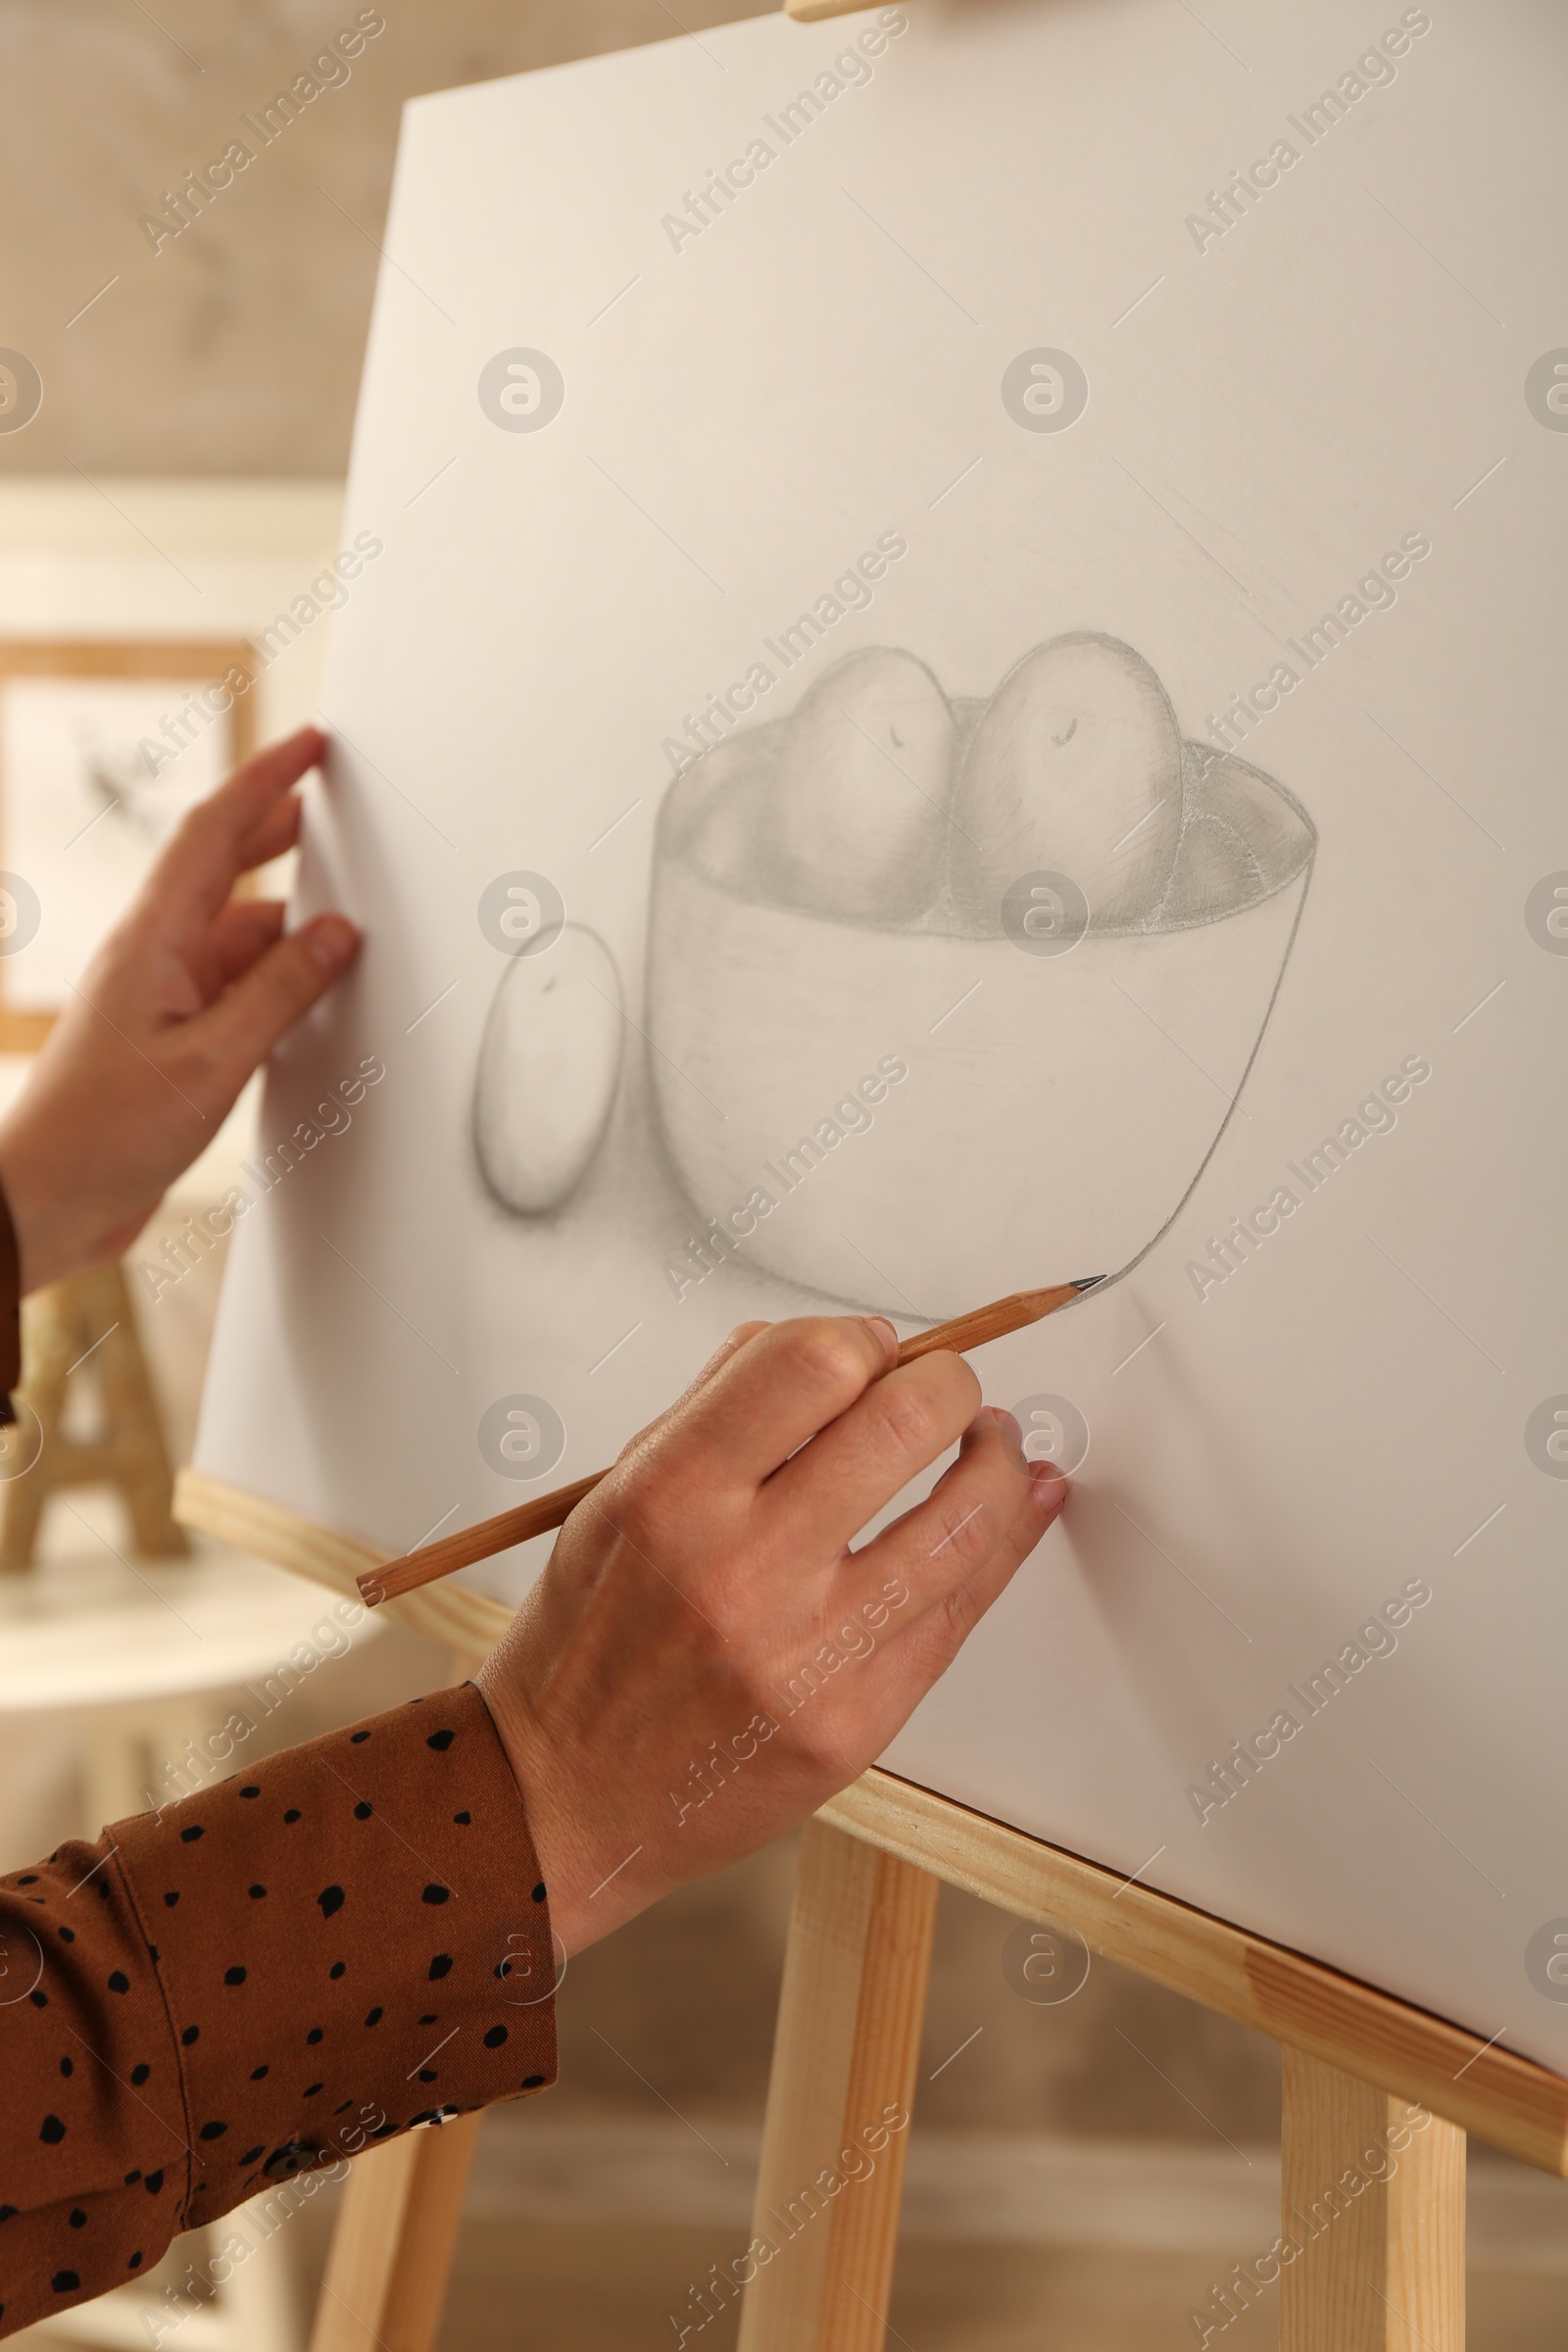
696 1321 773 1384
666 1321 776 1419
202 898 287 992
184 911 361 1077
654 1315 900 1498
762 1346 984 1558
843 1407 1065 1631
149 726 326 922
232 788 305 876
612 1322 772 1466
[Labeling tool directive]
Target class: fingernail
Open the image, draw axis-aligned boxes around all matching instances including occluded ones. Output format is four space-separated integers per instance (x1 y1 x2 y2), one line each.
987 1407 1023 1443
305 913 360 972
1030 1459 1068 1502
862 1316 899 1364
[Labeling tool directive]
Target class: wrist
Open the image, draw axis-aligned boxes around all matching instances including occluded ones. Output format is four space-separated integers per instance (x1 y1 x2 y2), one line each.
0 1113 104 1293
474 1672 626 1957
0 1112 66 1292
0 1095 162 1295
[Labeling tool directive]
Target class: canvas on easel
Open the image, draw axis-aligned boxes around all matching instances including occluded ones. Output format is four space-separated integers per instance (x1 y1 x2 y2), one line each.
184 0 1568 2105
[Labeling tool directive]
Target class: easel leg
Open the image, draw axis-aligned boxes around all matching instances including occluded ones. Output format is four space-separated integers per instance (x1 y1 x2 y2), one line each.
97 1266 186 1556
0 1288 70 1572
737 1817 939 2352
1280 2048 1465 2352
0 1262 186 1570
307 2110 482 2352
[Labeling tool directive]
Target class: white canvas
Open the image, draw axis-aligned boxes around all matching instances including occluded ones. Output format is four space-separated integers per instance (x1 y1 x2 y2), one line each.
192 0 1568 2069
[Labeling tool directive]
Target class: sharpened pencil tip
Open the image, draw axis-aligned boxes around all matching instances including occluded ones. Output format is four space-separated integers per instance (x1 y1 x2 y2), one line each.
1071 1275 1106 1292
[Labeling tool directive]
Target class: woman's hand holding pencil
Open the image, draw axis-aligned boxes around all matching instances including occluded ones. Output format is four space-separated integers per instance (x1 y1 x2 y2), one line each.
364 1278 1098 1604
474 1311 1072 1957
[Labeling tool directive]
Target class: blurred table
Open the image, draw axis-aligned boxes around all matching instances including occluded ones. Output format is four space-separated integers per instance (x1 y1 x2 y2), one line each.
0 1517 382 1829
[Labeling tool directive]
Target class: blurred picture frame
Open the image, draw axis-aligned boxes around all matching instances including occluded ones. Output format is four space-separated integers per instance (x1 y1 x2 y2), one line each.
0 640 257 1049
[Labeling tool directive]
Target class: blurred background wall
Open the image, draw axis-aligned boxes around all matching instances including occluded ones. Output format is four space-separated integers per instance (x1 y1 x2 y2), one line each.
0 5 1563 2347
0 0 772 477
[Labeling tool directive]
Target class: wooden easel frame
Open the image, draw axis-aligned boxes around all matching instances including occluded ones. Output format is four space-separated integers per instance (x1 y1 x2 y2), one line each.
177 1468 1568 2350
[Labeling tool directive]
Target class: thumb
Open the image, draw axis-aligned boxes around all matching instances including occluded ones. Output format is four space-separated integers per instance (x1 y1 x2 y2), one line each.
194 913 362 1078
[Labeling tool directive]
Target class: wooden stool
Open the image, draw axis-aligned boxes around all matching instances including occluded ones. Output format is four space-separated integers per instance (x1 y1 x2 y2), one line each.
0 1263 185 1572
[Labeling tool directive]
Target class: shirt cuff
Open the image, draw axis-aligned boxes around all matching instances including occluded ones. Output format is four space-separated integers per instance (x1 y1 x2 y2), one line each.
0 1680 557 2334
113 1681 558 2235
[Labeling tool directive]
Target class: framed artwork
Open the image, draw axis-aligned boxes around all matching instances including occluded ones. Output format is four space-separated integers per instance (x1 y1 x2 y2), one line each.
0 641 257 1049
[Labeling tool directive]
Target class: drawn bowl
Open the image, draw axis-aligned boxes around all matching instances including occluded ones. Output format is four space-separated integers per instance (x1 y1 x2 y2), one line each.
645 710 1315 1321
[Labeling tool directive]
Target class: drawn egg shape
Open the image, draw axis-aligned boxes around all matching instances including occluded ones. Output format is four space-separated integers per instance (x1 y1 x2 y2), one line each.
757 647 958 923
950 633 1184 929
473 922 624 1215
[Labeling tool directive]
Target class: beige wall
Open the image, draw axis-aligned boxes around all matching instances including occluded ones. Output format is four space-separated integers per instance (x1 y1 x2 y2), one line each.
0 0 770 478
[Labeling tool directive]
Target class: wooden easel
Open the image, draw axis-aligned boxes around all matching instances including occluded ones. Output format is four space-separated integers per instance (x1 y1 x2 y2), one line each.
175 1465 1568 2352
732 1783 1504 2352
167 3 1563 2341
1 1262 186 1570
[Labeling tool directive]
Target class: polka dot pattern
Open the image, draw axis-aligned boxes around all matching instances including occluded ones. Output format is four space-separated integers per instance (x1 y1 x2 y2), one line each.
0 1683 555 2330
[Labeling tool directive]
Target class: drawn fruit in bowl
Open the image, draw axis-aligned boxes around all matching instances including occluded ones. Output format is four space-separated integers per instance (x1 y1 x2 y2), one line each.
949 634 1184 927
758 647 957 923
645 635 1316 1321
473 923 623 1214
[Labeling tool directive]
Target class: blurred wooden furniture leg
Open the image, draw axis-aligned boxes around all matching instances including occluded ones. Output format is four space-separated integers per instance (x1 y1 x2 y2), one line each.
737 1817 939 2352
220 2193 307 2352
308 2114 483 2352
1281 2047 1465 2352
0 1262 184 1571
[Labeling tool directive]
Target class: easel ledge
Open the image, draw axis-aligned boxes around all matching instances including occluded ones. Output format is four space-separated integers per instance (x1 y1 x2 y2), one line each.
175 1466 511 1654
820 1771 1568 2176
175 1466 1568 2179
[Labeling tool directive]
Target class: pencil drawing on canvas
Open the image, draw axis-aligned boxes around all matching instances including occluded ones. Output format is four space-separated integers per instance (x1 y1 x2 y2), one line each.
472 634 1316 1321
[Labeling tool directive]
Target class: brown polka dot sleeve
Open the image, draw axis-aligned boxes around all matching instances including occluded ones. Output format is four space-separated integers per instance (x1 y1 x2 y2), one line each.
0 1682 556 2336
